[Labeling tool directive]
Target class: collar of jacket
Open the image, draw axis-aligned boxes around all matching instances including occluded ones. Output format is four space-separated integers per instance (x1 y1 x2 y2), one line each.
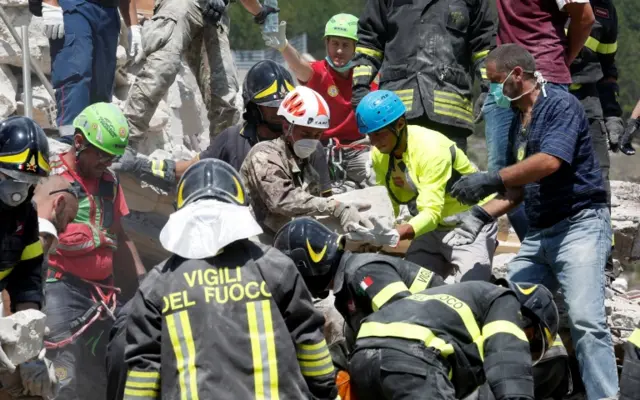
274 136 302 175
332 250 354 294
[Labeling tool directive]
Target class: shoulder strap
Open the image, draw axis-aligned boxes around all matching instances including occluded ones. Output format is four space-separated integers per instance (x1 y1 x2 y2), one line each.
445 145 462 194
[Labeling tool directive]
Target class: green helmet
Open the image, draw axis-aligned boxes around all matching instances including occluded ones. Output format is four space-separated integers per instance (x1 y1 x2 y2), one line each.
72 102 129 156
324 13 358 42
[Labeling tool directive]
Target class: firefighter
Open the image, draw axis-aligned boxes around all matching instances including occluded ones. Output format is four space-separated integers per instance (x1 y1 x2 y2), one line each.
0 116 50 358
620 325 640 400
240 86 372 238
348 90 497 283
349 279 559 400
113 60 331 196
44 103 146 400
122 158 337 399
619 98 640 155
350 0 496 152
273 216 445 338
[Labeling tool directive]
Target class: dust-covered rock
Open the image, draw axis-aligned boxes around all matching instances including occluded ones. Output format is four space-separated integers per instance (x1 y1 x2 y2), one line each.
0 309 46 366
0 65 17 117
0 6 51 74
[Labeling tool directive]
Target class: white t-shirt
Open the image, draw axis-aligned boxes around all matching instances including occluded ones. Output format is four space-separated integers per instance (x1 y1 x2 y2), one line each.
38 217 58 249
556 0 589 11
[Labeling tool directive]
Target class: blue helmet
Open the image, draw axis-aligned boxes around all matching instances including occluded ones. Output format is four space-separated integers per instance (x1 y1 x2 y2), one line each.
356 90 406 134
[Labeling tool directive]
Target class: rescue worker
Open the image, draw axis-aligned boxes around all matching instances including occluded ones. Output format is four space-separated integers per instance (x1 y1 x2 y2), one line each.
619 98 640 155
274 217 445 338
264 13 377 187
0 115 50 344
123 0 278 146
349 279 559 400
350 0 495 152
44 103 146 400
113 60 331 196
348 90 497 283
620 324 640 400
122 158 338 399
32 0 142 139
241 86 372 238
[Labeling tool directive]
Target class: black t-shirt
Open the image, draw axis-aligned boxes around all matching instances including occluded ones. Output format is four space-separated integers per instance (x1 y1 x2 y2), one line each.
200 123 332 193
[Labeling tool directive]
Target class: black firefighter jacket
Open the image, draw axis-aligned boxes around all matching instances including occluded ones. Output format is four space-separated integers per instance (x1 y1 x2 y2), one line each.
354 281 535 400
122 239 337 400
620 326 640 400
569 0 622 120
352 0 496 135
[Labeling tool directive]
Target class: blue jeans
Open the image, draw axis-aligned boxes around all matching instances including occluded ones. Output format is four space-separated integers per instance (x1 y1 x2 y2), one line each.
507 206 618 399
50 0 120 128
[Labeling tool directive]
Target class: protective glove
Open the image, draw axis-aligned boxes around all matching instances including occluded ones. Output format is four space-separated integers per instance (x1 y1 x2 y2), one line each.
351 85 370 110
450 171 505 206
620 118 640 156
127 25 144 64
605 116 625 152
201 0 228 25
42 3 64 40
332 201 374 233
262 21 288 51
19 358 59 399
111 148 176 192
474 92 487 123
347 216 399 247
253 5 279 25
442 205 494 246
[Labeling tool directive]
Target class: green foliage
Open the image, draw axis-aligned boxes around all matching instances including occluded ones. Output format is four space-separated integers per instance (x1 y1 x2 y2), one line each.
229 0 640 115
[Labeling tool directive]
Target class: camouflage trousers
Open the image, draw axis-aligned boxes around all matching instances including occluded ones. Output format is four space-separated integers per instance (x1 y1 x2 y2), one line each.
123 0 240 144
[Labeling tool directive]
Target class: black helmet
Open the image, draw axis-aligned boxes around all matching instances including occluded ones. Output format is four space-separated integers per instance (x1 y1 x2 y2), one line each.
242 60 295 124
176 159 247 210
0 116 50 184
496 279 559 364
273 217 344 298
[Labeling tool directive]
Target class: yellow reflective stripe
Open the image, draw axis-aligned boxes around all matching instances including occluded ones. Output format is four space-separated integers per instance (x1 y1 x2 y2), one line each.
254 80 278 99
296 346 331 361
434 90 472 111
353 65 373 78
151 160 165 179
298 340 328 351
583 35 618 54
21 241 43 261
472 50 489 63
356 46 383 60
482 320 528 343
166 311 199 400
299 355 334 377
126 381 160 389
480 68 487 80
0 148 29 165
37 151 50 173
129 371 160 378
552 336 564 348
629 329 640 348
409 268 435 293
0 267 14 281
569 83 582 91
358 322 454 357
408 293 483 359
393 89 414 111
247 300 279 400
371 281 409 311
433 104 474 124
124 388 158 398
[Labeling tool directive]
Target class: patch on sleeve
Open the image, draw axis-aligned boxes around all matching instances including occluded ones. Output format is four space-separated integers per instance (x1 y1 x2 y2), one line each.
594 7 610 19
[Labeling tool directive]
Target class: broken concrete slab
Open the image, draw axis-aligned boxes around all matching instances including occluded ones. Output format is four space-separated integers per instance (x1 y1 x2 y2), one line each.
611 180 640 268
16 78 56 128
0 310 46 367
0 65 17 118
0 6 51 74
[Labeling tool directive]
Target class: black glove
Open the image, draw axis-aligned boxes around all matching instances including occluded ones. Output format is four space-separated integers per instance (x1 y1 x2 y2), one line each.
450 171 505 206
620 118 640 156
111 148 177 191
605 116 625 153
474 92 488 123
253 5 279 25
201 0 228 25
28 0 43 16
351 86 370 111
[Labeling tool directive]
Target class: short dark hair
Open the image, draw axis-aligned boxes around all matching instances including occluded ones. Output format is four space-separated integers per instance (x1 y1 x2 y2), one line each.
486 44 537 76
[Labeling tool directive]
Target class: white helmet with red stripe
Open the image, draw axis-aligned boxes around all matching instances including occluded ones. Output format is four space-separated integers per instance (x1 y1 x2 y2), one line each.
277 86 330 129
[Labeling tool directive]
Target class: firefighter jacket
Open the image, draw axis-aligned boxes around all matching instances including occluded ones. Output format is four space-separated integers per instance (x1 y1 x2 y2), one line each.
123 239 337 400
353 0 496 134
333 251 444 335
371 125 491 237
354 281 534 400
0 198 44 311
241 137 334 235
569 0 622 120
620 326 640 400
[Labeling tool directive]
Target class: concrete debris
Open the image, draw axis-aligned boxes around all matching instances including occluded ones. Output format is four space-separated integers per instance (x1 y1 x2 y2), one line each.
0 5 51 74
491 253 515 280
16 78 56 128
0 310 46 367
0 65 17 118
611 180 640 268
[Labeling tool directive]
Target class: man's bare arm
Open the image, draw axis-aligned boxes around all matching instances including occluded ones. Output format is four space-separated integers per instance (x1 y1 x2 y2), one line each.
482 188 525 219
119 0 139 27
238 0 262 15
565 3 595 65
281 42 313 83
499 153 562 187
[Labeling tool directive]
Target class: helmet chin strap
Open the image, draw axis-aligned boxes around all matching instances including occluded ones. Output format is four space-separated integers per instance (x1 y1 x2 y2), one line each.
389 121 407 155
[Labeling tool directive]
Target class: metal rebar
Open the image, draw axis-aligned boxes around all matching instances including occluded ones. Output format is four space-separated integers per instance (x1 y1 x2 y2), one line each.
0 5 55 99
21 25 32 118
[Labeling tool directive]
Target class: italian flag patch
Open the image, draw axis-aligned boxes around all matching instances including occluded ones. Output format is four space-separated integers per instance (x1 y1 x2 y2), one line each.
360 276 373 292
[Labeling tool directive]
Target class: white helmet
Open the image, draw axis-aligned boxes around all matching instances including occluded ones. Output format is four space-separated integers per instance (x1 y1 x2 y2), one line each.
277 86 330 129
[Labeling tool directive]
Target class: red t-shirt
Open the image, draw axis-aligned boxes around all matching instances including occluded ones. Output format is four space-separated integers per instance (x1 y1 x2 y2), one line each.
496 0 586 84
302 60 378 142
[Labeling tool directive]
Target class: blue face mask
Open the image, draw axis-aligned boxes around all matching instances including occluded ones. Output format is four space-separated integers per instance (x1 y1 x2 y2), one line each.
491 69 540 109
325 56 353 73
